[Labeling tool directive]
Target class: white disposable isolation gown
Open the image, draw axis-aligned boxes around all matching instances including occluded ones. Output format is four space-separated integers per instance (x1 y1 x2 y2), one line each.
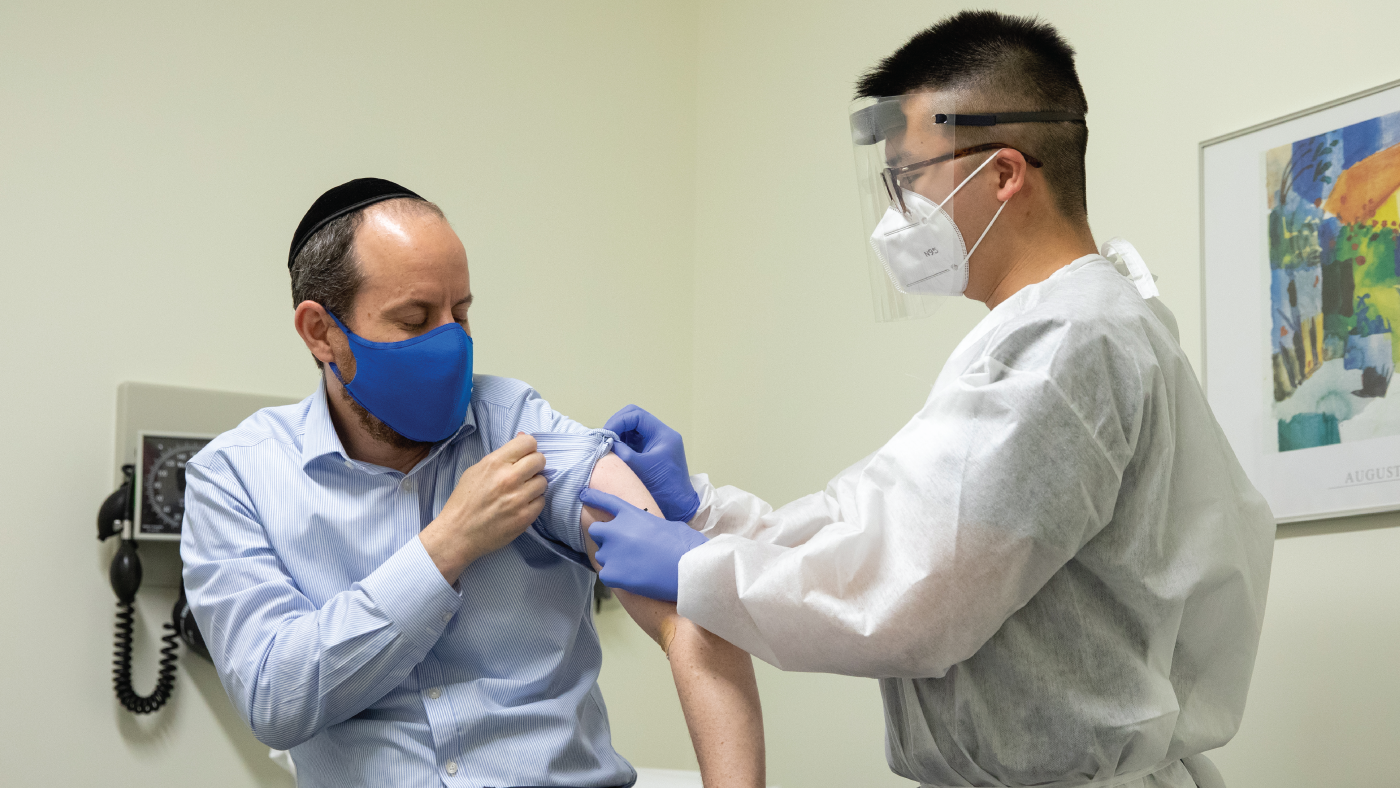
677 252 1275 788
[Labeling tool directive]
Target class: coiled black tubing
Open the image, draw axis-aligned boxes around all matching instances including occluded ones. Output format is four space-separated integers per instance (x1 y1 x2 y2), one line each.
112 600 180 714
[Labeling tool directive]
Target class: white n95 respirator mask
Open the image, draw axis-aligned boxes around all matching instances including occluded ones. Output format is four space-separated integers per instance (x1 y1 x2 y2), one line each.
868 149 1008 297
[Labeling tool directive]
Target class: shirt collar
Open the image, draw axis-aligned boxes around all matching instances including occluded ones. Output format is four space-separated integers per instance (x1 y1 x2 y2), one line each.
300 379 349 469
300 378 478 471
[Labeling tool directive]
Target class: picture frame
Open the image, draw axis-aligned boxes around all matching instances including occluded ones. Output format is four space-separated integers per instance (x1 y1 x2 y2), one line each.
1201 78 1400 523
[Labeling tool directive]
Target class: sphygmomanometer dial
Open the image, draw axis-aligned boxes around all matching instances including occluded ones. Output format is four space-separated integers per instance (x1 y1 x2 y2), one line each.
139 435 211 536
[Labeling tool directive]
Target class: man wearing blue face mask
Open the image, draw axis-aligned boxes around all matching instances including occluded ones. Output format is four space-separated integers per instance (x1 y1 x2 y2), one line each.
180 179 765 788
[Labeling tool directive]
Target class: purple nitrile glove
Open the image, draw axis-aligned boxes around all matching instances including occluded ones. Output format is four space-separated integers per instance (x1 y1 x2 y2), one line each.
581 488 708 602
603 404 701 524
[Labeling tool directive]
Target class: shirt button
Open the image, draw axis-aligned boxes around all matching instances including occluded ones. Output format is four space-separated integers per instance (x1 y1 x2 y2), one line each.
428 687 442 699
343 459 354 469
445 760 458 775
402 478 416 493
441 611 453 622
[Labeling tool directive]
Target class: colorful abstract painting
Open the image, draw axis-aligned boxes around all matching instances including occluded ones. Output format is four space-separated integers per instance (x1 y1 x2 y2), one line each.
1266 110 1400 452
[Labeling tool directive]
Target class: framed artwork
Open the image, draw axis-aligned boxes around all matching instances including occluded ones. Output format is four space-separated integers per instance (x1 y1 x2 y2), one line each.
1202 79 1400 523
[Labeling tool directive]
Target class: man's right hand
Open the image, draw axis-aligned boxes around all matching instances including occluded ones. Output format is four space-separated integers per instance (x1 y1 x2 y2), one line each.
420 433 547 584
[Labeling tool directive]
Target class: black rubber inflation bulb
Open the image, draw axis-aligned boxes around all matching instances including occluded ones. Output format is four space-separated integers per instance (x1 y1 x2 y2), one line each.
110 540 143 604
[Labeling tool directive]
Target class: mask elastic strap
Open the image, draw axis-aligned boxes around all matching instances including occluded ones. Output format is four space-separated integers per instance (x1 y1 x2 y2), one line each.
937 149 1003 210
323 309 357 386
966 197 1009 261
325 309 354 338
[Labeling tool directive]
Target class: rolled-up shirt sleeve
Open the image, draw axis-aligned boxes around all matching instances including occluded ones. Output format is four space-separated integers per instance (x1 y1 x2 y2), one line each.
531 431 616 555
495 383 617 556
180 455 463 751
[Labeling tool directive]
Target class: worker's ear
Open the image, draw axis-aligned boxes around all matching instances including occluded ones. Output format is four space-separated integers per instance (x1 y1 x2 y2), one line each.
993 149 1029 202
293 301 354 378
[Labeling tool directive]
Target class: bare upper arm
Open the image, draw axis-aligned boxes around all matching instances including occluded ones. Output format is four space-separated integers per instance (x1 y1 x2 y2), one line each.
587 453 659 512
582 453 663 565
584 452 679 646
582 452 663 558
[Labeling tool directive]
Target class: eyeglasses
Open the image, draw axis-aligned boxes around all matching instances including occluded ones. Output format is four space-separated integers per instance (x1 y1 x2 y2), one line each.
881 143 1044 214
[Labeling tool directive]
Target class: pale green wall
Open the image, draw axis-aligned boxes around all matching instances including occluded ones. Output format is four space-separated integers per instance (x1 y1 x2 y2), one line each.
3 2 1399 787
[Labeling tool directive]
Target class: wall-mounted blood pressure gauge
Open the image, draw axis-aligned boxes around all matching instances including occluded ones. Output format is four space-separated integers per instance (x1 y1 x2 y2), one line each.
135 432 213 539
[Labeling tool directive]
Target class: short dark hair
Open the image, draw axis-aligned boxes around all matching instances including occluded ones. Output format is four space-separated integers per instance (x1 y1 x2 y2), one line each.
289 197 444 369
856 11 1089 219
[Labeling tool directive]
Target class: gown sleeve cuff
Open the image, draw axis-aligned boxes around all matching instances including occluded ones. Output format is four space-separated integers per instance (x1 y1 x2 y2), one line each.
688 474 716 532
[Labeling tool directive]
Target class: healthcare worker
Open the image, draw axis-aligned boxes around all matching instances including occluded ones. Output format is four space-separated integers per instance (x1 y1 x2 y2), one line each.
581 12 1275 788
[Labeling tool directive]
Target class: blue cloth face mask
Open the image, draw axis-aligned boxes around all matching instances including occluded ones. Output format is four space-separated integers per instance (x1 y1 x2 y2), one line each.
326 311 474 443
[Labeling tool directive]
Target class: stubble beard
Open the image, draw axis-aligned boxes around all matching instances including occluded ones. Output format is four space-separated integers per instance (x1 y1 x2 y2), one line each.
345 392 431 452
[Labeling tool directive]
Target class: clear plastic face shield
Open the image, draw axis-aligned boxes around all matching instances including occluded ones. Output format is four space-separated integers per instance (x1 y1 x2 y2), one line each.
851 92 969 322
849 93 1069 322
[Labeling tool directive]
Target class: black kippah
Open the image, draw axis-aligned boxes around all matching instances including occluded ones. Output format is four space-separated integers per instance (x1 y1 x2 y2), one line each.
288 178 423 269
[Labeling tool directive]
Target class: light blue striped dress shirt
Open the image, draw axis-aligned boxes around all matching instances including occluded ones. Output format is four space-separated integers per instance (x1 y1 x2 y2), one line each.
180 375 636 788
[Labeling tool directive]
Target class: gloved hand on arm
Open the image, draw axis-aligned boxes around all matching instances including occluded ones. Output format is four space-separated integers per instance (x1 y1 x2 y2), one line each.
582 457 763 788
580 488 708 603
604 404 701 524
